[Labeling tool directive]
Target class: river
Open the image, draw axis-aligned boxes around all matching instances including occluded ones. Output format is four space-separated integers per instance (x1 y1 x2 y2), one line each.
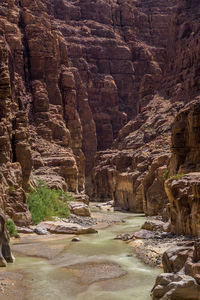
6 213 160 300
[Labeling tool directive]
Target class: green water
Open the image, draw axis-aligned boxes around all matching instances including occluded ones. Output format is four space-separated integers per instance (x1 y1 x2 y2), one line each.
7 214 160 300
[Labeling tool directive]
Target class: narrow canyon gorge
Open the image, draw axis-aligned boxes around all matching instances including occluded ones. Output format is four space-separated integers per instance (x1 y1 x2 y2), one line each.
0 0 200 299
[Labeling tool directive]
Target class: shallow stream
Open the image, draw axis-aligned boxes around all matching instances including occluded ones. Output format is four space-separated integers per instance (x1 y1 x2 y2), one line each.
7 213 160 300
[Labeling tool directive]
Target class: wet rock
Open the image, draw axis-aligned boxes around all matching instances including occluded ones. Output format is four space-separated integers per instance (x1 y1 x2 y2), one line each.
34 227 49 235
114 233 134 241
71 237 80 242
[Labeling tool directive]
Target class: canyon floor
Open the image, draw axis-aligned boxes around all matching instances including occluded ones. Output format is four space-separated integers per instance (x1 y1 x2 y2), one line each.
0 209 162 300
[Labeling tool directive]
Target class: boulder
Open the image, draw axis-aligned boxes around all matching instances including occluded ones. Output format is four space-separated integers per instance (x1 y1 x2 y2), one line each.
37 221 97 234
152 273 200 300
152 241 200 300
34 227 49 235
142 219 169 232
69 202 91 217
133 229 157 240
71 237 80 242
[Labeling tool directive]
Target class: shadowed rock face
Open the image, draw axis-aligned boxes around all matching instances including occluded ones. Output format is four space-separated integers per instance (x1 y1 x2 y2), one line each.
92 96 182 216
0 213 14 267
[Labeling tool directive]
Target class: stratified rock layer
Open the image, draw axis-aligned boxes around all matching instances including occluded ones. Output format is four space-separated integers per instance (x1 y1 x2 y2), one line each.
0 0 177 222
92 96 182 216
165 98 200 236
1 0 200 226
92 0 200 221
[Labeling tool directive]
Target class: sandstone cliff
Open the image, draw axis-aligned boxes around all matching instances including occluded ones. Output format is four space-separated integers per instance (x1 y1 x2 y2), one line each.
93 0 200 225
1 0 200 229
165 98 200 236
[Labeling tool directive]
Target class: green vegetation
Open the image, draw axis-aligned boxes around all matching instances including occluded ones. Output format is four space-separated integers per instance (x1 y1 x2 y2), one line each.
27 180 74 225
162 169 169 180
6 219 19 238
141 124 155 134
8 185 15 192
171 173 185 180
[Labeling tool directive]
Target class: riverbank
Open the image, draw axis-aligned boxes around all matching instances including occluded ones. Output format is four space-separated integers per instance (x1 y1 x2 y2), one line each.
124 217 192 268
129 234 191 268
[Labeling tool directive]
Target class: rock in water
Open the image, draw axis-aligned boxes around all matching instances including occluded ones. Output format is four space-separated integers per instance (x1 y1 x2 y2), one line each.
0 213 15 267
71 237 80 242
34 227 49 235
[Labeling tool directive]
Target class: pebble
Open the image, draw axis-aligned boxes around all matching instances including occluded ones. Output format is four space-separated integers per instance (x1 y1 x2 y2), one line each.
62 214 96 227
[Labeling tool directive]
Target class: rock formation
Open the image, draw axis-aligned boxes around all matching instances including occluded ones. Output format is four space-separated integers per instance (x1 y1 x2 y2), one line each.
0 0 200 232
92 0 200 223
92 96 182 216
164 98 200 236
152 241 200 300
0 0 177 223
0 212 14 267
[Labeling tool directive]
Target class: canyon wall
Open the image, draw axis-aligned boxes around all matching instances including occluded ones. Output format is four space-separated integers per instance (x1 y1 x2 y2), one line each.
93 0 200 224
1 0 200 229
165 98 200 236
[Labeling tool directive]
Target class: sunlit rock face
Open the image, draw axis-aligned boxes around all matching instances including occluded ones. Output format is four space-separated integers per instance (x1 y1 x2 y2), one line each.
166 99 200 236
152 241 200 300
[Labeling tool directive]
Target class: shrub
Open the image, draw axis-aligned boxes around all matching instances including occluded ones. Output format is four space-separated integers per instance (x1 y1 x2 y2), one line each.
171 173 185 180
162 169 169 180
27 180 73 225
8 185 15 193
6 219 19 238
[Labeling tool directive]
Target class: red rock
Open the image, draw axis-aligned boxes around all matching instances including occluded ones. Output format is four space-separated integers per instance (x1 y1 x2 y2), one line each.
0 0 200 232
